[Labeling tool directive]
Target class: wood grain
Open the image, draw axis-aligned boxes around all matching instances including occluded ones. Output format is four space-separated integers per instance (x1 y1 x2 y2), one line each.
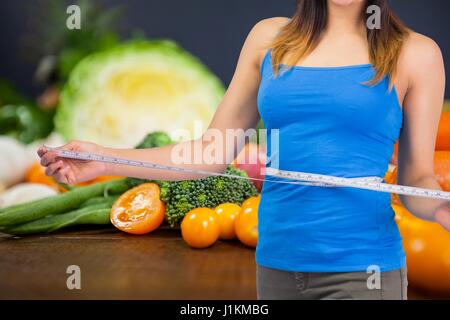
0 227 446 300
0 227 257 300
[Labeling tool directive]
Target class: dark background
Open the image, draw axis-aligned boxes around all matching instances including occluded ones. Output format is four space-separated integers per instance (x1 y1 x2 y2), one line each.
0 0 449 98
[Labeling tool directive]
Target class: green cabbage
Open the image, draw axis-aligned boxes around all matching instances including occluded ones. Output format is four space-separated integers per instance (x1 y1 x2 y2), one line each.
55 40 224 147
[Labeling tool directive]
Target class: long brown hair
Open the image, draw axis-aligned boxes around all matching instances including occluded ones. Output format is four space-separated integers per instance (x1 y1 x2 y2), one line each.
271 0 409 84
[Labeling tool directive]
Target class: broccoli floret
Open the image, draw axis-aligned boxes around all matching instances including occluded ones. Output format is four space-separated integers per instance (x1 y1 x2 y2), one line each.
161 166 258 227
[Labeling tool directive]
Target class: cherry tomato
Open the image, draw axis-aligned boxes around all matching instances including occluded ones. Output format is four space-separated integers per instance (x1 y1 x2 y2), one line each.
181 208 220 248
215 203 241 240
235 197 259 248
241 195 260 209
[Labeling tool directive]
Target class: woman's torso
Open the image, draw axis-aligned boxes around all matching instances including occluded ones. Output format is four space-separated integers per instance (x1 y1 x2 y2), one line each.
256 49 406 272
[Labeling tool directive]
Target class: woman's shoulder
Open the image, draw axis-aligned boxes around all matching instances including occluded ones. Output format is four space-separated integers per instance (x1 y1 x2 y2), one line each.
253 17 291 31
398 31 444 78
248 17 291 49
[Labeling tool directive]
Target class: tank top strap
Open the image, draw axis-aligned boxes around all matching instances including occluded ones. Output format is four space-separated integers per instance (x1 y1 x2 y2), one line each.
260 48 273 76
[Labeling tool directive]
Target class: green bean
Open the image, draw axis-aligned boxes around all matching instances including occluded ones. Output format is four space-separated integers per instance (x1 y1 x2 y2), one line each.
5 204 112 235
0 179 129 226
79 195 119 208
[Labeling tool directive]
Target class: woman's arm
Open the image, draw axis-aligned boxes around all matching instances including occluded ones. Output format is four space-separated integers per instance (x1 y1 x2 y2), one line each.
39 18 288 184
396 33 450 231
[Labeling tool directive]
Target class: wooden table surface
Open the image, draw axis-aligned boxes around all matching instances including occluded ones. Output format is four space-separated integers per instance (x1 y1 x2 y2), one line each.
0 227 257 300
0 227 445 300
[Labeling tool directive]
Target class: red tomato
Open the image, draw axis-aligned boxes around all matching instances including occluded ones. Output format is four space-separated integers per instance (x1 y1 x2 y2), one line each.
232 143 266 191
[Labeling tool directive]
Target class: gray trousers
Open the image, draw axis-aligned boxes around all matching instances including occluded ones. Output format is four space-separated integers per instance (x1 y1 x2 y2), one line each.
256 264 408 300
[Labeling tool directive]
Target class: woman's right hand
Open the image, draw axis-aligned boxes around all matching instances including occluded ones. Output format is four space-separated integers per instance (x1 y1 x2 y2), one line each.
37 140 107 185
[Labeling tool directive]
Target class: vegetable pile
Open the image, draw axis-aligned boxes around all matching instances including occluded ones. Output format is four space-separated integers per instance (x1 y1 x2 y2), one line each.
0 132 258 238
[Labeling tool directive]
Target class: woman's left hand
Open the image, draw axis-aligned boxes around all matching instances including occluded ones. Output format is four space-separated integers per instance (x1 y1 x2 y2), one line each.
434 202 450 231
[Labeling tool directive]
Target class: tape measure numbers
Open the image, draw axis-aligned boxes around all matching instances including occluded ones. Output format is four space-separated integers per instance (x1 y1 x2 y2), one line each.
46 147 450 201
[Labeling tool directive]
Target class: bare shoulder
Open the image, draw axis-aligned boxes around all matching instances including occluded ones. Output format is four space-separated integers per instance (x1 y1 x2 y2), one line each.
398 32 444 77
247 17 291 50
252 17 291 34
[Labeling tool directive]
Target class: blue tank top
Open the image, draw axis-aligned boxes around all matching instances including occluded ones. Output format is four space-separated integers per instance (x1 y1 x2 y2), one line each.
256 50 406 272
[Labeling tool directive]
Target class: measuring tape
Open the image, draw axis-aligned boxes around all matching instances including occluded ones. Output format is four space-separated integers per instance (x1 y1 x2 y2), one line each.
46 147 450 201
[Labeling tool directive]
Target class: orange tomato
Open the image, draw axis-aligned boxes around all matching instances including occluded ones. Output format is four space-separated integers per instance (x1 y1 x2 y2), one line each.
214 203 241 240
110 183 165 235
181 208 220 248
393 204 450 293
241 194 260 209
436 112 450 151
26 161 61 191
235 196 259 248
